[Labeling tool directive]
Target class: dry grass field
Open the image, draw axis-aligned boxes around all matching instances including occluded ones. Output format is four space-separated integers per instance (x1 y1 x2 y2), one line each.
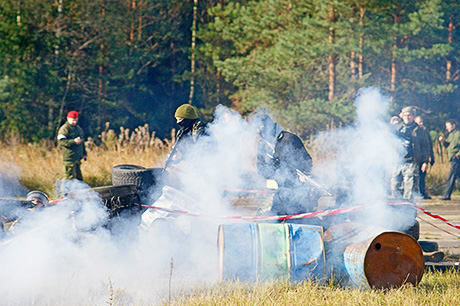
165 272 460 306
0 125 454 200
0 125 174 197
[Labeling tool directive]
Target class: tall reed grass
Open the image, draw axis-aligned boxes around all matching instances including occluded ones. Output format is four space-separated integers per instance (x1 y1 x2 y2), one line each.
0 124 175 197
0 123 454 198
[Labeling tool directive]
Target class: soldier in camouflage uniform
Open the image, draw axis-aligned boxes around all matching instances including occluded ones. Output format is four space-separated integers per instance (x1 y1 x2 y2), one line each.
57 111 87 180
439 119 460 200
166 104 206 166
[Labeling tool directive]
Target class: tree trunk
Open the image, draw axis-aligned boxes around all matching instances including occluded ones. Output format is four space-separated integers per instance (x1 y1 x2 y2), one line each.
216 70 221 105
16 0 21 25
350 51 357 78
55 0 63 60
446 17 454 82
99 1 106 99
130 0 136 41
328 5 336 102
358 5 364 79
48 105 54 145
188 0 198 105
390 13 401 104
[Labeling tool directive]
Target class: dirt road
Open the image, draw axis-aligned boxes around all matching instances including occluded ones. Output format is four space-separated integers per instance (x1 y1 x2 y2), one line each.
418 195 460 256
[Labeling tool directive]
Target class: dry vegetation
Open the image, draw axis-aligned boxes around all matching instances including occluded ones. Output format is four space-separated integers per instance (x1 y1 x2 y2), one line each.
0 124 175 197
0 123 454 199
162 270 460 306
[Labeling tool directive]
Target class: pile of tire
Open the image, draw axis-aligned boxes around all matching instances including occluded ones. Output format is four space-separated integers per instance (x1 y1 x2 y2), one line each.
66 184 143 236
111 164 168 193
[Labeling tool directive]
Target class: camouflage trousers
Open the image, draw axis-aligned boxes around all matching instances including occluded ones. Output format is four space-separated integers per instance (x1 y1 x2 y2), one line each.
390 162 419 201
64 160 83 181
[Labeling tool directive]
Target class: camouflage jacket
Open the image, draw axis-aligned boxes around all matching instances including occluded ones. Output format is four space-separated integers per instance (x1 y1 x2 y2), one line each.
57 122 87 161
174 118 206 159
443 129 460 161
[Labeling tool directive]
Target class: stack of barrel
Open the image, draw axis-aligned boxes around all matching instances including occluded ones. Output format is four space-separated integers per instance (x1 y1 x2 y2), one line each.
218 222 424 289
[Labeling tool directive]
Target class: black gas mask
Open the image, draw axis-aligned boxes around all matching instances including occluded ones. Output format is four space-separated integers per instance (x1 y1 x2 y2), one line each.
177 118 194 129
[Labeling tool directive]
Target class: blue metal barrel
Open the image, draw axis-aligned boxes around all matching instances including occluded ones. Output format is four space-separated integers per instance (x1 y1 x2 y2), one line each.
218 223 325 282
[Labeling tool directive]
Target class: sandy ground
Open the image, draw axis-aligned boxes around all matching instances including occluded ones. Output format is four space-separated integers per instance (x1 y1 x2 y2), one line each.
417 194 460 257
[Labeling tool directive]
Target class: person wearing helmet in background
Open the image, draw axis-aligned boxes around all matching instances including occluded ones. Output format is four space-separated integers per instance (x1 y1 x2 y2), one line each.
57 111 87 181
165 104 206 167
26 190 50 209
254 114 316 218
0 191 50 236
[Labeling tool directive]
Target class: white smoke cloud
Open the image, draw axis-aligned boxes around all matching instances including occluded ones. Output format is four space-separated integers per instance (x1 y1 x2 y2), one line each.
0 105 264 305
0 93 419 304
313 87 414 231
0 163 28 197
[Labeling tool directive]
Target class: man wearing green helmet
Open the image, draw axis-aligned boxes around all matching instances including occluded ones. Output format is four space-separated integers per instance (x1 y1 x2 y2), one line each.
165 104 206 168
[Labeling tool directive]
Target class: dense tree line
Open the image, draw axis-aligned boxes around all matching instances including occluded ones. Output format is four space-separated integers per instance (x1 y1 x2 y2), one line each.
0 0 459 143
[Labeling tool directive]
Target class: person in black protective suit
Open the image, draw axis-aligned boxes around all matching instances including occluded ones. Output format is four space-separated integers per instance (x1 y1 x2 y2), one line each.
255 115 316 218
166 104 206 167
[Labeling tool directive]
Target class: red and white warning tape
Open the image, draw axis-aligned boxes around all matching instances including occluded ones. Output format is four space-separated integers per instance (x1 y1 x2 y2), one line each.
141 201 460 232
49 197 68 205
395 201 460 231
142 203 368 221
42 197 460 231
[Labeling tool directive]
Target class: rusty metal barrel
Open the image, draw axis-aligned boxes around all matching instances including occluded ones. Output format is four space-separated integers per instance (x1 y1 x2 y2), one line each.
218 223 325 282
324 222 424 289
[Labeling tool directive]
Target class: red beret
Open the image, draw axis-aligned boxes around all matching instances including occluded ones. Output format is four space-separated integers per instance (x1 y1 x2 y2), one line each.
67 111 79 118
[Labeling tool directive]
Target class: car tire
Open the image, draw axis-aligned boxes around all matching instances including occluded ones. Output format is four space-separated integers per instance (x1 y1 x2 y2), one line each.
418 240 439 253
111 164 155 191
405 220 420 241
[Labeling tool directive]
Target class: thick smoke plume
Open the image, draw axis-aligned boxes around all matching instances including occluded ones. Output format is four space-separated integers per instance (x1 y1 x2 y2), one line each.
314 87 413 231
0 105 262 305
0 89 416 304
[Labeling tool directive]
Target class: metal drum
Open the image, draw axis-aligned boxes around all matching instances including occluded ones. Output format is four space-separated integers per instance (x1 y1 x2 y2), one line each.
324 222 424 289
218 223 325 282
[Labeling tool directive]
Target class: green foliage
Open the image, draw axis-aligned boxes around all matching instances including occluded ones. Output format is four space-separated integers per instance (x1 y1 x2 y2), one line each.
0 0 459 141
197 0 459 135
0 76 9 100
199 0 364 132
0 0 204 141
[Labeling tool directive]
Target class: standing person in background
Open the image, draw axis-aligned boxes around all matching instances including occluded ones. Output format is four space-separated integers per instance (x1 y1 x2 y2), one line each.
439 119 460 200
57 111 87 181
390 107 428 201
164 104 206 169
414 116 435 199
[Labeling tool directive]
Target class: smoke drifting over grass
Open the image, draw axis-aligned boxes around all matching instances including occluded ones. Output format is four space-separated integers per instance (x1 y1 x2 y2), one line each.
0 163 28 197
0 105 263 305
0 89 417 304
